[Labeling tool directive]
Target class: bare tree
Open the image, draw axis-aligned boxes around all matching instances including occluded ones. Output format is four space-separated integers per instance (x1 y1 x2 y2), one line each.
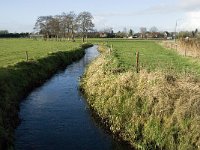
59 13 68 39
59 12 77 41
67 12 77 42
140 27 147 38
49 16 61 40
195 28 198 34
64 12 73 41
123 27 127 34
0 30 9 34
150 26 158 33
34 11 94 42
77 11 94 42
128 29 133 37
101 27 113 34
34 16 53 40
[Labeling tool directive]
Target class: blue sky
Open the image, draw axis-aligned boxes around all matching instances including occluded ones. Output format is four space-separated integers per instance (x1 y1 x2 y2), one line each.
1 0 200 32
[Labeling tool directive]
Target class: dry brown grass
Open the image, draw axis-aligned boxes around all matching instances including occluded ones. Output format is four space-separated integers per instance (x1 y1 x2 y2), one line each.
161 39 200 58
178 38 200 57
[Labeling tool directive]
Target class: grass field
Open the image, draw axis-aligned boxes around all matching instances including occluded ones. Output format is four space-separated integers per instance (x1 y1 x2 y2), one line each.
106 40 200 76
1 39 199 73
0 39 82 67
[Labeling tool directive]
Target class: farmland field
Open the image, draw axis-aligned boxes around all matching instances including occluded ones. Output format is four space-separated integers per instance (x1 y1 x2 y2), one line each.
1 38 200 149
1 38 200 75
0 39 81 67
106 40 200 75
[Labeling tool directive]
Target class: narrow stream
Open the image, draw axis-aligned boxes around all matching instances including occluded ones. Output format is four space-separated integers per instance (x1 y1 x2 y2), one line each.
14 46 131 150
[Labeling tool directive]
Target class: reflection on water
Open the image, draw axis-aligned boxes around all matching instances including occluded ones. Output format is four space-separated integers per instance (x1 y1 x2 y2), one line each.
14 46 132 150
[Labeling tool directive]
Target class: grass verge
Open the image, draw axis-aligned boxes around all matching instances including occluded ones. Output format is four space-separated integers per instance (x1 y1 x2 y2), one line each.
81 43 200 149
0 43 92 150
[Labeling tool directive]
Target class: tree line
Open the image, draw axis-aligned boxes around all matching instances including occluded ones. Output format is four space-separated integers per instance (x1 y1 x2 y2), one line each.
0 30 29 38
34 11 94 42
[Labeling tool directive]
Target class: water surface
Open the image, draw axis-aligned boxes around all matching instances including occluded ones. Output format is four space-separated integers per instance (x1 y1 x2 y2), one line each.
14 46 132 150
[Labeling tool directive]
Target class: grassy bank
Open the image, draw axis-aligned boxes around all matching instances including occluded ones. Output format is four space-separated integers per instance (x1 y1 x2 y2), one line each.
0 42 92 150
81 41 200 149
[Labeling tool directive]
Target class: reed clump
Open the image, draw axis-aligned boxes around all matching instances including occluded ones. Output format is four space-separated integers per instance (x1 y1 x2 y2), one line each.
178 38 200 57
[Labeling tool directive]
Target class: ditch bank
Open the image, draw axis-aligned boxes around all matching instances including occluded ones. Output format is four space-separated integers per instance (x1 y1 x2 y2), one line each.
81 45 200 150
0 43 92 150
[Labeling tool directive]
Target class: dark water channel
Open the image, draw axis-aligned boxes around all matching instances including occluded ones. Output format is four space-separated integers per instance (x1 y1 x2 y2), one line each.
14 46 132 150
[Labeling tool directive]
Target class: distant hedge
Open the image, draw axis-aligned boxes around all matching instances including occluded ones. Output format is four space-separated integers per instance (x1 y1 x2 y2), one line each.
0 33 29 38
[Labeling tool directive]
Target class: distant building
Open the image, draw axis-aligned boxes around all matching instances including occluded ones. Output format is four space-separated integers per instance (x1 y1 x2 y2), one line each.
99 32 108 38
164 31 172 40
30 34 43 39
133 33 140 38
151 32 160 38
128 36 133 39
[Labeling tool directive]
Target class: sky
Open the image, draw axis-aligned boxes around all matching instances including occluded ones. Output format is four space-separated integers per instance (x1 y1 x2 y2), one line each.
0 0 200 33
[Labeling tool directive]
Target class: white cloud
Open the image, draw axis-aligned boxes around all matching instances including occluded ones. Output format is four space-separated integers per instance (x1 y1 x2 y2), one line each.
180 0 200 11
179 11 200 30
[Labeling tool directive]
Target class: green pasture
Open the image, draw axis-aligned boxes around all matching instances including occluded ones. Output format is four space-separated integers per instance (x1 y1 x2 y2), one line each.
0 38 200 75
107 40 200 75
0 39 81 67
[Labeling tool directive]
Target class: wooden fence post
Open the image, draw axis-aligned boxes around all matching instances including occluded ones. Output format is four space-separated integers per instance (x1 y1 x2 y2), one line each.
108 48 111 54
111 44 112 51
26 51 29 61
136 51 139 73
184 47 187 57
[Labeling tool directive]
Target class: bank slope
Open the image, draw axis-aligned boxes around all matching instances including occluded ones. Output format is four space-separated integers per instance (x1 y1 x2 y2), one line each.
81 44 200 150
